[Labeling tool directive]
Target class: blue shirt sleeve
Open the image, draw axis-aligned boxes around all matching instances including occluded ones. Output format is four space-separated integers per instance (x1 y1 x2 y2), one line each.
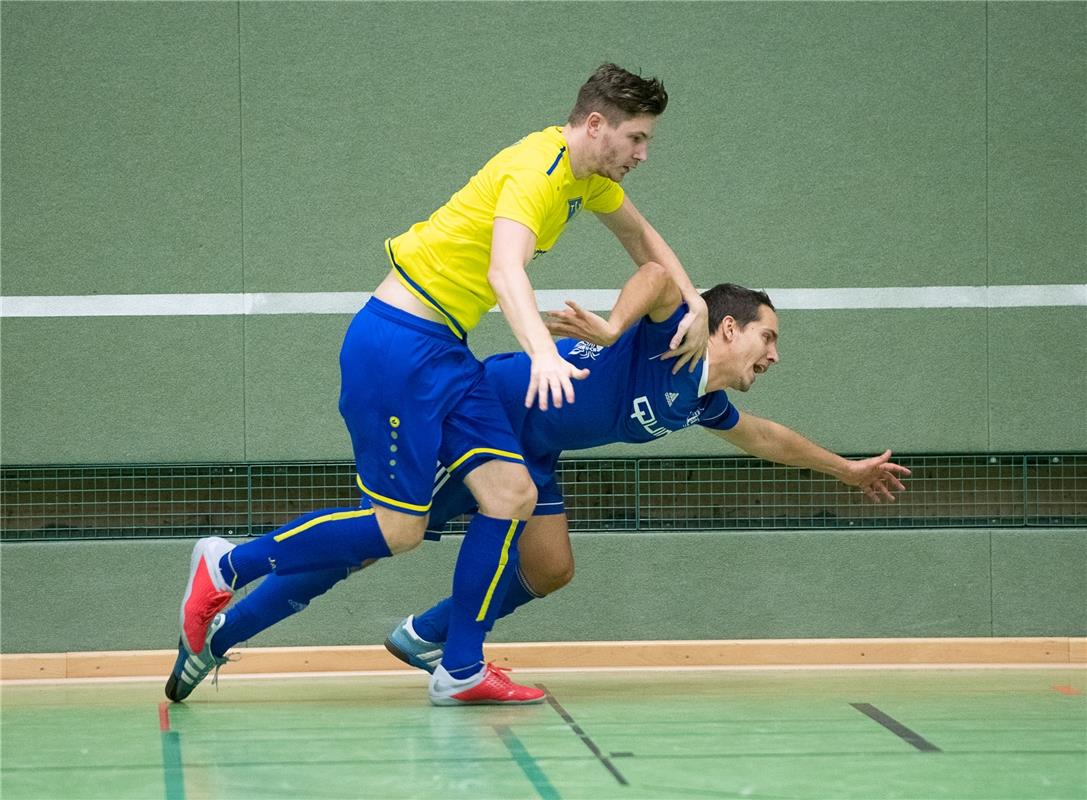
638 303 690 356
698 391 740 431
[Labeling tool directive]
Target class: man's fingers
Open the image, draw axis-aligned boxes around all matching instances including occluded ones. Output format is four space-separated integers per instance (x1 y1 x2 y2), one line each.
668 316 693 351
688 347 705 372
670 349 695 374
548 375 565 409
525 374 540 409
561 375 576 405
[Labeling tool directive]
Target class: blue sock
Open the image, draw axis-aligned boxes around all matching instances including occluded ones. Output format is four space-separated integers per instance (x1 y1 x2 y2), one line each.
441 513 526 679
210 567 349 657
411 597 452 643
219 506 391 591
413 563 540 643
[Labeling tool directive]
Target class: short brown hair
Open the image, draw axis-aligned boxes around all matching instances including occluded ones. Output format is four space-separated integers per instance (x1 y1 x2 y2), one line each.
702 284 775 333
568 63 668 125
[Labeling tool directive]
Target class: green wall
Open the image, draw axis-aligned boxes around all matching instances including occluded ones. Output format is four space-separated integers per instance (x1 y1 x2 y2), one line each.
2 528 1084 654
2 1 1084 464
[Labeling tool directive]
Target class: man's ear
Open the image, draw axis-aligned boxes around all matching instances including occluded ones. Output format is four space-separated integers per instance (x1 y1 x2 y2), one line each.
720 315 736 341
585 111 605 138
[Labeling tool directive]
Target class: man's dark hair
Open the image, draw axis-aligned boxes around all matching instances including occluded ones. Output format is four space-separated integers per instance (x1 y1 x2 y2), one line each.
701 283 775 333
568 63 668 124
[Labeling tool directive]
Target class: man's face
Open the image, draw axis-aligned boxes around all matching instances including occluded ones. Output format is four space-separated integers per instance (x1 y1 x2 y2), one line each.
595 114 656 182
727 305 780 392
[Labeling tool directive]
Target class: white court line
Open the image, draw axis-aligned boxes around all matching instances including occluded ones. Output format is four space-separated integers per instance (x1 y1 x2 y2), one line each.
1 285 1084 318
3 662 1083 687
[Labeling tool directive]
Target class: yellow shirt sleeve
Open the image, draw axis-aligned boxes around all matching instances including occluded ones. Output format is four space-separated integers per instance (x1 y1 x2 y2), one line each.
493 170 556 237
585 175 625 214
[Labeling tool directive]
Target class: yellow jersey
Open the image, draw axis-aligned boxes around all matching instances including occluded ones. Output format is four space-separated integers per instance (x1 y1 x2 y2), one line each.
385 126 625 337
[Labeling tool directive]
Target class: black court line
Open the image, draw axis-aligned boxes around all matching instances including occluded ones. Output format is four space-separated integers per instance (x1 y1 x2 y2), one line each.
536 684 628 785
851 702 942 752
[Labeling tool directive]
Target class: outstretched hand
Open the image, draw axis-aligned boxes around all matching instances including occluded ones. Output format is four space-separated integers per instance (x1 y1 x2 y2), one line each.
545 301 617 346
524 347 590 411
840 450 911 502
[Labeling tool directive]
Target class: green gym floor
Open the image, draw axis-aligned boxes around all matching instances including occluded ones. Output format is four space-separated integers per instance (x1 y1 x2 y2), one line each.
2 668 1084 800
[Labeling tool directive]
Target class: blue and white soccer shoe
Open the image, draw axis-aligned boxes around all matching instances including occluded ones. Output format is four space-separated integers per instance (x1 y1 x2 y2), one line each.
384 615 443 674
165 612 228 702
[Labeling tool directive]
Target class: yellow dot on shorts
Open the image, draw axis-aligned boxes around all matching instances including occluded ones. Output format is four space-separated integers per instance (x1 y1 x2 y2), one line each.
390 445 398 452
389 459 397 466
391 432 398 440
389 416 400 428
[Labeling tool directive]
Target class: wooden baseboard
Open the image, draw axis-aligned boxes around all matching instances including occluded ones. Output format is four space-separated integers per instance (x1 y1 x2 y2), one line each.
1 637 1084 681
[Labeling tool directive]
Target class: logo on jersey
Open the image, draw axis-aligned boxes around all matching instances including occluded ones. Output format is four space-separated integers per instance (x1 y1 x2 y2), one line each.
665 392 679 407
566 197 583 221
569 340 603 360
631 396 670 438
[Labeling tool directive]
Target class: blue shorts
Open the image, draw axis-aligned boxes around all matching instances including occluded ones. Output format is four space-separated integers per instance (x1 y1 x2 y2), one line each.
424 451 566 540
338 298 525 515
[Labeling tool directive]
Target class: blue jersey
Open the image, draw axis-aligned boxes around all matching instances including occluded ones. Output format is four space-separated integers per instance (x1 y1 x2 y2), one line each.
485 304 739 474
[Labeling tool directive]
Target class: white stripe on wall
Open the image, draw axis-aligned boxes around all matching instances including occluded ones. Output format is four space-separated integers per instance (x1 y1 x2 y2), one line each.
0 285 1084 318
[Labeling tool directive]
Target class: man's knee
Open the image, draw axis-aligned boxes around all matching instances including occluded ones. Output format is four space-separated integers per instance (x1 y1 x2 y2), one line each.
521 553 574 596
372 506 427 554
471 464 537 520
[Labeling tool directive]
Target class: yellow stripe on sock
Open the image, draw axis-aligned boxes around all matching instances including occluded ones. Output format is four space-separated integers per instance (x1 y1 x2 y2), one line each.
447 448 524 473
273 508 375 542
475 519 520 622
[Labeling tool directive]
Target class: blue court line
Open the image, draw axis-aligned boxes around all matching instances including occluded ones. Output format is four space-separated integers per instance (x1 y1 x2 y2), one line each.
494 724 561 800
159 703 186 800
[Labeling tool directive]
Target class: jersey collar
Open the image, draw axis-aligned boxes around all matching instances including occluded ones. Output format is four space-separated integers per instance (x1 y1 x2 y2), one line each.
698 352 710 396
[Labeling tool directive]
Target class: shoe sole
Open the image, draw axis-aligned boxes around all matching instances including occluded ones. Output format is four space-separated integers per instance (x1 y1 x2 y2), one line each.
165 638 193 702
384 637 437 674
428 695 545 707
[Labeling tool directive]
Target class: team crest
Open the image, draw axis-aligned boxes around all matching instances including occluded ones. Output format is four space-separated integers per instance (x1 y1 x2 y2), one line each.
566 197 583 221
569 340 603 360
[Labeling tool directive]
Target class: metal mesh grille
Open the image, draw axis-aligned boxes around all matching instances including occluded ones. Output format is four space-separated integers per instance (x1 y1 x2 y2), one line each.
1 454 1084 541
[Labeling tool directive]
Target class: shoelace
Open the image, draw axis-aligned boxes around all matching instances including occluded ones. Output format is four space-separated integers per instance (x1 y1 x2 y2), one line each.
210 651 239 692
483 662 516 687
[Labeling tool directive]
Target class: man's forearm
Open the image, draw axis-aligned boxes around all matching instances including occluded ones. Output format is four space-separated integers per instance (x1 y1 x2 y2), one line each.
722 418 851 481
637 227 699 301
490 260 555 357
605 262 674 338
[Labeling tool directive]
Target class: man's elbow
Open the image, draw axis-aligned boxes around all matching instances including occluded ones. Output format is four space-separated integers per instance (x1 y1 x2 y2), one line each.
638 260 668 280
